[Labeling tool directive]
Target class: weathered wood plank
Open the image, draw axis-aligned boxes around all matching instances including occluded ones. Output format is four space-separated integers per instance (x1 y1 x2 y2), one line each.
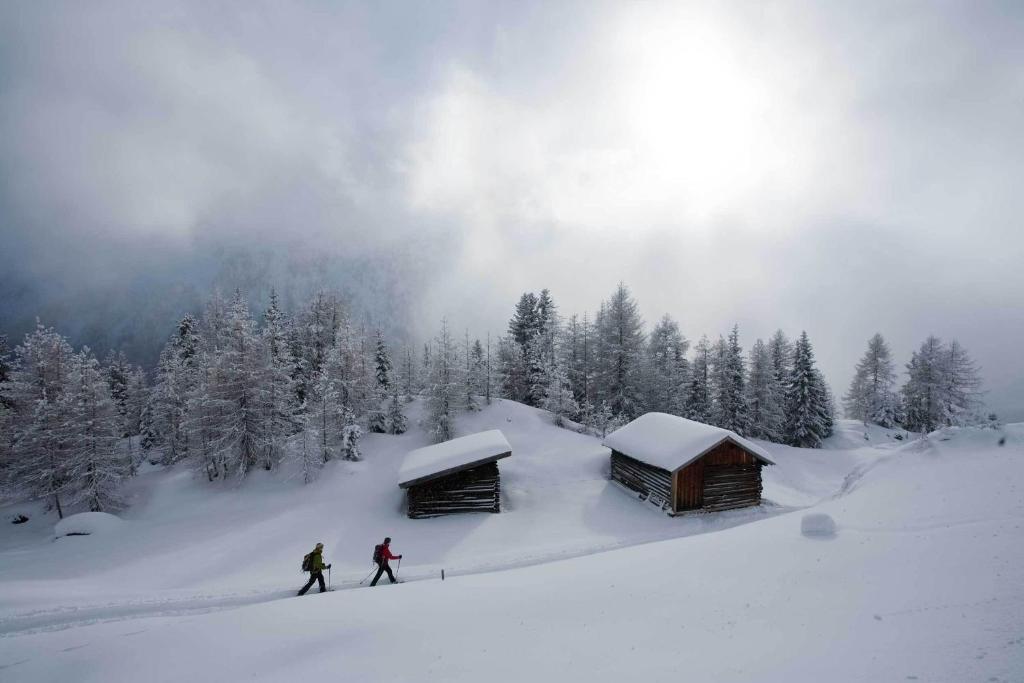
406 461 501 518
610 451 672 510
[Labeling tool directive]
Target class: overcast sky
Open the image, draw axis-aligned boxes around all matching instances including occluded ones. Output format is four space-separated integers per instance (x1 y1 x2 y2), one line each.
2 1 1023 417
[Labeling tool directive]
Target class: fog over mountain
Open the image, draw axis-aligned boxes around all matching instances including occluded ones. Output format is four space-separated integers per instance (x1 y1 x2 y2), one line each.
2 1 1022 418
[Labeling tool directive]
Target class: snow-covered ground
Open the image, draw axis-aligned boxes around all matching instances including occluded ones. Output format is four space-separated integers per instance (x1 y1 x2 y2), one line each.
1 401 1021 682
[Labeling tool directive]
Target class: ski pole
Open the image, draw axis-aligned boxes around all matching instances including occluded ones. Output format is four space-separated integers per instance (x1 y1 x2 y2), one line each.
396 557 401 578
328 565 332 590
359 564 377 585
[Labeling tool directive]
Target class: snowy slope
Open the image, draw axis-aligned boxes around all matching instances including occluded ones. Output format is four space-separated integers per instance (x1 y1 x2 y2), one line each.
1 404 1020 681
0 399 846 624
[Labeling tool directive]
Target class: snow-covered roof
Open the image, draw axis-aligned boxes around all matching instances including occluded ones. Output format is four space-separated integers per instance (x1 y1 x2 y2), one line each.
603 413 775 472
398 430 513 488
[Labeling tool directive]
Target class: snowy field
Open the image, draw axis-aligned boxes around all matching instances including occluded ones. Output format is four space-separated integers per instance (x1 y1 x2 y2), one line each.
1 400 1021 682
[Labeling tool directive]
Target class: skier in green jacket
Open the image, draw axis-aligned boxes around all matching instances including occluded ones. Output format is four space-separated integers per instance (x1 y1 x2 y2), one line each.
298 542 332 595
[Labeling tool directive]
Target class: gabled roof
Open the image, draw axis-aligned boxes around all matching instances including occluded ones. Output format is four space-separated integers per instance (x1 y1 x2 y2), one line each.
603 413 775 472
398 429 513 488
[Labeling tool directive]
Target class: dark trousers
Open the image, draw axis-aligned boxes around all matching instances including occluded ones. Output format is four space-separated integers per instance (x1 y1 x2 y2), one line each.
370 561 396 586
299 571 326 595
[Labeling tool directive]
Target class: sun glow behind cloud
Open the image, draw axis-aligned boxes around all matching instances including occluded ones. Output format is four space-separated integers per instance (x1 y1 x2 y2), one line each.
611 7 796 220
405 3 819 250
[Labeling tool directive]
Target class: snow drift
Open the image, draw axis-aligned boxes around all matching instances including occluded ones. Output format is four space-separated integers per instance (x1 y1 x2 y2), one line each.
54 511 124 538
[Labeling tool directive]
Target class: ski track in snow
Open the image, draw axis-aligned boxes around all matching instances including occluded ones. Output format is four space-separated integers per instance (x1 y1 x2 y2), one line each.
0 508 800 637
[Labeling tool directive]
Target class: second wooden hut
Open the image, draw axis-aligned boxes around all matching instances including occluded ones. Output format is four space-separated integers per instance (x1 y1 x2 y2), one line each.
603 413 775 514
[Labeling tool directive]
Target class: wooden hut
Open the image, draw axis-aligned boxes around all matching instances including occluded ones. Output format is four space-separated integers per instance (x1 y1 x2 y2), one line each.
398 430 512 519
603 413 775 514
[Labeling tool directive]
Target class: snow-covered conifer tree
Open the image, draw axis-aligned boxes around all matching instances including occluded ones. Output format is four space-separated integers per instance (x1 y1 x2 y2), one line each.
941 340 984 426
401 347 416 402
139 393 158 456
644 315 689 416
0 401 12 483
461 330 479 412
473 338 486 392
818 370 836 438
595 283 645 419
902 336 984 432
199 291 272 478
201 292 229 353
300 290 342 379
767 330 792 393
502 292 543 405
498 337 526 404
350 322 376 419
784 331 830 448
0 335 15 477
308 347 345 463
536 289 558 369
0 335 11 400
340 407 362 461
259 290 297 469
368 330 392 432
426 319 458 443
484 333 495 405
151 315 201 464
287 324 309 407
542 360 579 427
386 380 407 434
420 342 432 395
470 337 485 406
103 350 131 435
4 323 78 517
584 401 617 438
901 336 944 433
843 334 898 427
122 366 148 472
373 330 393 393
685 335 712 424
575 312 594 410
746 338 784 442
65 350 128 511
293 405 321 484
711 325 749 435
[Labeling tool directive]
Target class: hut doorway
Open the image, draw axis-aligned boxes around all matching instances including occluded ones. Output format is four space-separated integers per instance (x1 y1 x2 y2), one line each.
674 460 704 511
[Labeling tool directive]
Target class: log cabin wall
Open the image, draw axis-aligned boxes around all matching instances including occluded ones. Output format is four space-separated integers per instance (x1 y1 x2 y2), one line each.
610 451 672 511
406 461 501 519
699 442 763 512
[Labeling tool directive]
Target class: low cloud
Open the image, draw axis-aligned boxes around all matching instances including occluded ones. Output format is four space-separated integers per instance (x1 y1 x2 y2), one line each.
1 1 1022 417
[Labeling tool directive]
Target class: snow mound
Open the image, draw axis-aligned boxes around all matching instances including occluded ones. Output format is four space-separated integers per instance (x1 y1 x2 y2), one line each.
54 512 124 538
823 419 912 450
800 513 836 538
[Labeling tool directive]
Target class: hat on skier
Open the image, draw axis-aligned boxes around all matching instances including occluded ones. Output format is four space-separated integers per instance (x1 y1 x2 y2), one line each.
315 542 324 549
384 537 391 543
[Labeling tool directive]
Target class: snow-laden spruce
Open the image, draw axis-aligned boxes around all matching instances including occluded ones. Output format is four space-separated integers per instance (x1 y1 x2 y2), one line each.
784 331 834 448
843 333 899 428
426 319 459 443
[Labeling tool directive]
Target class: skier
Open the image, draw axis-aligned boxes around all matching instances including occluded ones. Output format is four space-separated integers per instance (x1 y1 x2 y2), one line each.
298 542 332 596
370 537 402 586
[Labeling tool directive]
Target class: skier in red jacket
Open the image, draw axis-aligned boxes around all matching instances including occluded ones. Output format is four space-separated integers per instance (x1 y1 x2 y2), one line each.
370 536 402 586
